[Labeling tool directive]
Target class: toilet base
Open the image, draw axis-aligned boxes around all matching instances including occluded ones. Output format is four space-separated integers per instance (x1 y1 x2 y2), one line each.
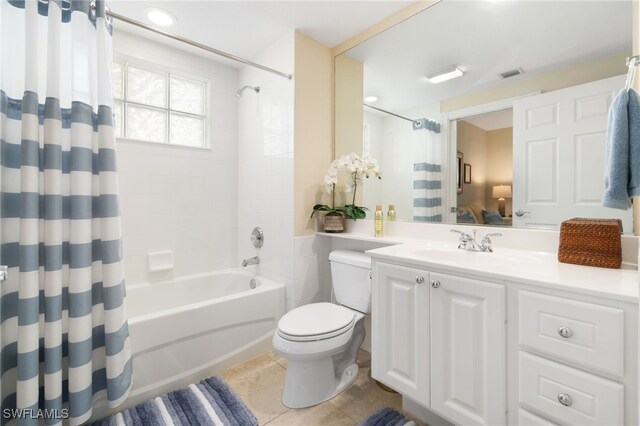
282 360 359 409
273 309 366 409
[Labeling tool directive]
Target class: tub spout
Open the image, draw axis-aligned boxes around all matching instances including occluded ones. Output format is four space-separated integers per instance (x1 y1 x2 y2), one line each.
242 256 260 267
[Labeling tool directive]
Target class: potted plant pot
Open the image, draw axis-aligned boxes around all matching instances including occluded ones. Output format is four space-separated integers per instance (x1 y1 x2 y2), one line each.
323 213 345 233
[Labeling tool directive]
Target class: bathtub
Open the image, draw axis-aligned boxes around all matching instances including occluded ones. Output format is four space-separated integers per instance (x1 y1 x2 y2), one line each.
95 269 285 415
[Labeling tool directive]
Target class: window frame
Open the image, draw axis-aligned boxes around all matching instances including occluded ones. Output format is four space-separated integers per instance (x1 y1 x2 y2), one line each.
113 54 211 149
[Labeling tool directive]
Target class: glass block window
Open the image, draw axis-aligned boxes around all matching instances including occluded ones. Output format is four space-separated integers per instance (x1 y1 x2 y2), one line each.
112 58 208 147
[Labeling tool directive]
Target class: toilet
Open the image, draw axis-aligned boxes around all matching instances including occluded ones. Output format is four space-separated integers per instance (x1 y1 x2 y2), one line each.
272 250 372 408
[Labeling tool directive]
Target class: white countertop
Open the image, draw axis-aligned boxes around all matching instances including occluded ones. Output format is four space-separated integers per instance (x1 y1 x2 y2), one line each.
366 242 639 303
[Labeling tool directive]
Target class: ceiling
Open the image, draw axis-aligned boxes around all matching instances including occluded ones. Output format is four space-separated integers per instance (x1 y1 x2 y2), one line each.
461 109 512 132
344 0 632 113
108 0 414 63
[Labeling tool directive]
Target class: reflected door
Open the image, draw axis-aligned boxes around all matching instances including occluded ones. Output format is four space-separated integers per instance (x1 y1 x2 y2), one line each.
512 75 631 231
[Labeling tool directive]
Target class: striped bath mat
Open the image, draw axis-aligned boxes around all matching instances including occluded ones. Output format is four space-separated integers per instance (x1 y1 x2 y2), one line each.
360 407 416 426
91 377 258 426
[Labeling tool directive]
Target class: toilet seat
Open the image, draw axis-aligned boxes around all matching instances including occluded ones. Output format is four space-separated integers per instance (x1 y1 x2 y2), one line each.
277 303 356 342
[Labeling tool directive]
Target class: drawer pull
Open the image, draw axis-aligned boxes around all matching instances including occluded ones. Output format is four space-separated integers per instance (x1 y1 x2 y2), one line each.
431 279 440 288
415 276 425 284
558 326 573 339
557 393 573 407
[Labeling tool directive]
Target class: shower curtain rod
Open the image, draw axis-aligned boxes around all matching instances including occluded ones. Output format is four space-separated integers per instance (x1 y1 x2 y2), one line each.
105 10 293 80
364 103 419 125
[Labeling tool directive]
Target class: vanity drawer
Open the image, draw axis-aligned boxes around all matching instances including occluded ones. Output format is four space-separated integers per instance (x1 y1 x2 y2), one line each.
519 290 624 377
518 409 558 426
520 352 623 425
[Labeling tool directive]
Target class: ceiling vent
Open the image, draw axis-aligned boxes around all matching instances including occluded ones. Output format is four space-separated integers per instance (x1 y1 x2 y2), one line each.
499 67 525 79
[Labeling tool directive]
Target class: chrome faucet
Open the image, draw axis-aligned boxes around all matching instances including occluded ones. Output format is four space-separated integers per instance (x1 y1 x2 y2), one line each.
478 232 502 253
242 256 260 267
451 229 481 251
451 229 501 252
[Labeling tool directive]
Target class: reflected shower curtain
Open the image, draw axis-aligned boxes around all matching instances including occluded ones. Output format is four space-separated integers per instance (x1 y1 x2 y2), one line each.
0 1 132 424
412 118 443 222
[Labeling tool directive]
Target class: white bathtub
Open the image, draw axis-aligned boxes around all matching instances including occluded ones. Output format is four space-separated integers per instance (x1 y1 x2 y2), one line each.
95 269 285 416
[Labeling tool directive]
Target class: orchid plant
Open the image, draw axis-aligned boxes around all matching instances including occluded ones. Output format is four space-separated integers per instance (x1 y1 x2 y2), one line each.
311 153 382 220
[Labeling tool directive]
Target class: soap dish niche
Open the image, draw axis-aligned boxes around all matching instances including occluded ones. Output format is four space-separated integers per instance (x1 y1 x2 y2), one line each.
148 251 174 273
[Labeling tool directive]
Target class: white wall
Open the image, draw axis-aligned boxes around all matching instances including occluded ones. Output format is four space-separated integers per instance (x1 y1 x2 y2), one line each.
237 33 295 296
113 31 239 285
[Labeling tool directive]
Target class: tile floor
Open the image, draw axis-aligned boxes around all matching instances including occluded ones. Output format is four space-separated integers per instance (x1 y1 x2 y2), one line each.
220 349 425 425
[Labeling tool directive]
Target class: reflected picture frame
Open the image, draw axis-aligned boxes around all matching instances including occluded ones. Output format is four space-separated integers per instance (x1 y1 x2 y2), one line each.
464 163 472 184
456 151 463 194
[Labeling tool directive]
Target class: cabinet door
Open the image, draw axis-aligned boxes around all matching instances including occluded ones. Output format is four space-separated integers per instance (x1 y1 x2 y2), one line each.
430 272 506 425
372 262 429 403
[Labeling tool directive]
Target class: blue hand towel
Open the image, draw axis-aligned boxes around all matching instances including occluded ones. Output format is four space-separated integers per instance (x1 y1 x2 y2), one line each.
602 88 640 209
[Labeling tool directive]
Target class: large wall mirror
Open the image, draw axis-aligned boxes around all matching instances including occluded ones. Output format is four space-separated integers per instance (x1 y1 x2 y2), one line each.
334 0 634 232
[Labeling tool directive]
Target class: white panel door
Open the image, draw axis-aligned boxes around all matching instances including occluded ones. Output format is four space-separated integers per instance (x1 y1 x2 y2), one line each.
512 75 632 231
372 262 429 403
430 273 506 425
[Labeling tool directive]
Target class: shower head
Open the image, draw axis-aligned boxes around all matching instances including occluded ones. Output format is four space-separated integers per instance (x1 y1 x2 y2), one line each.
236 85 260 98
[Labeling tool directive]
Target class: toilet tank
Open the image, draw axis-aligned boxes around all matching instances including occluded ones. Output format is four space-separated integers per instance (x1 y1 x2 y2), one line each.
329 250 372 313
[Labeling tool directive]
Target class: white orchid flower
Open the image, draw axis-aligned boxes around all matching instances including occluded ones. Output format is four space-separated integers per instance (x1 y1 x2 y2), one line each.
324 174 337 185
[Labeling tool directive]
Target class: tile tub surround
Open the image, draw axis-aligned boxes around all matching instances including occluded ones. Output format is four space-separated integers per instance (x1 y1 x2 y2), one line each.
220 350 423 425
237 32 295 286
113 31 239 285
285 235 333 311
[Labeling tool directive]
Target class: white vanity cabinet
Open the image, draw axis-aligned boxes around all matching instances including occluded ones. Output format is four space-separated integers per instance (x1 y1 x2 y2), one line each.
372 261 507 426
370 254 637 426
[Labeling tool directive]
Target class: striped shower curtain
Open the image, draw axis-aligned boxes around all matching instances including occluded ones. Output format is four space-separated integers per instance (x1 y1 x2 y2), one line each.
412 118 443 222
0 1 132 424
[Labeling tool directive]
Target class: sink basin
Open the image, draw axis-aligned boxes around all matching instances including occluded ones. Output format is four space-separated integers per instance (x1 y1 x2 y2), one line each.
409 246 555 268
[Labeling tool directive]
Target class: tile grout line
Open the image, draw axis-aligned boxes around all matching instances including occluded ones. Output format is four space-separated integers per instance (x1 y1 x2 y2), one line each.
263 407 290 425
328 399 360 425
263 357 288 425
329 401 359 425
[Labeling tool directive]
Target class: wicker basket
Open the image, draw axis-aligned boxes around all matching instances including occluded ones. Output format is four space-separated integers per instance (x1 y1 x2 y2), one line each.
558 218 622 269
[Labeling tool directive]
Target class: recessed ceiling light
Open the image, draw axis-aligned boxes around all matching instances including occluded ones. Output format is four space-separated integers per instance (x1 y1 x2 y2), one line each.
146 8 176 27
426 65 465 84
364 96 379 103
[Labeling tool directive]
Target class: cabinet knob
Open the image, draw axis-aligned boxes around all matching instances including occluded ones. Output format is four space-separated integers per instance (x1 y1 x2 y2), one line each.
431 280 440 288
558 326 573 339
415 276 424 284
557 393 573 407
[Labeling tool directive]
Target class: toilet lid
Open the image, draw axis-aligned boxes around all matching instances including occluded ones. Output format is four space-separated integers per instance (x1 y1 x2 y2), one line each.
278 303 355 338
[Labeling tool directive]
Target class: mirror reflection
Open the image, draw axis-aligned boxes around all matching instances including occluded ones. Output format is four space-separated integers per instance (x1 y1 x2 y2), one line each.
334 0 633 231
